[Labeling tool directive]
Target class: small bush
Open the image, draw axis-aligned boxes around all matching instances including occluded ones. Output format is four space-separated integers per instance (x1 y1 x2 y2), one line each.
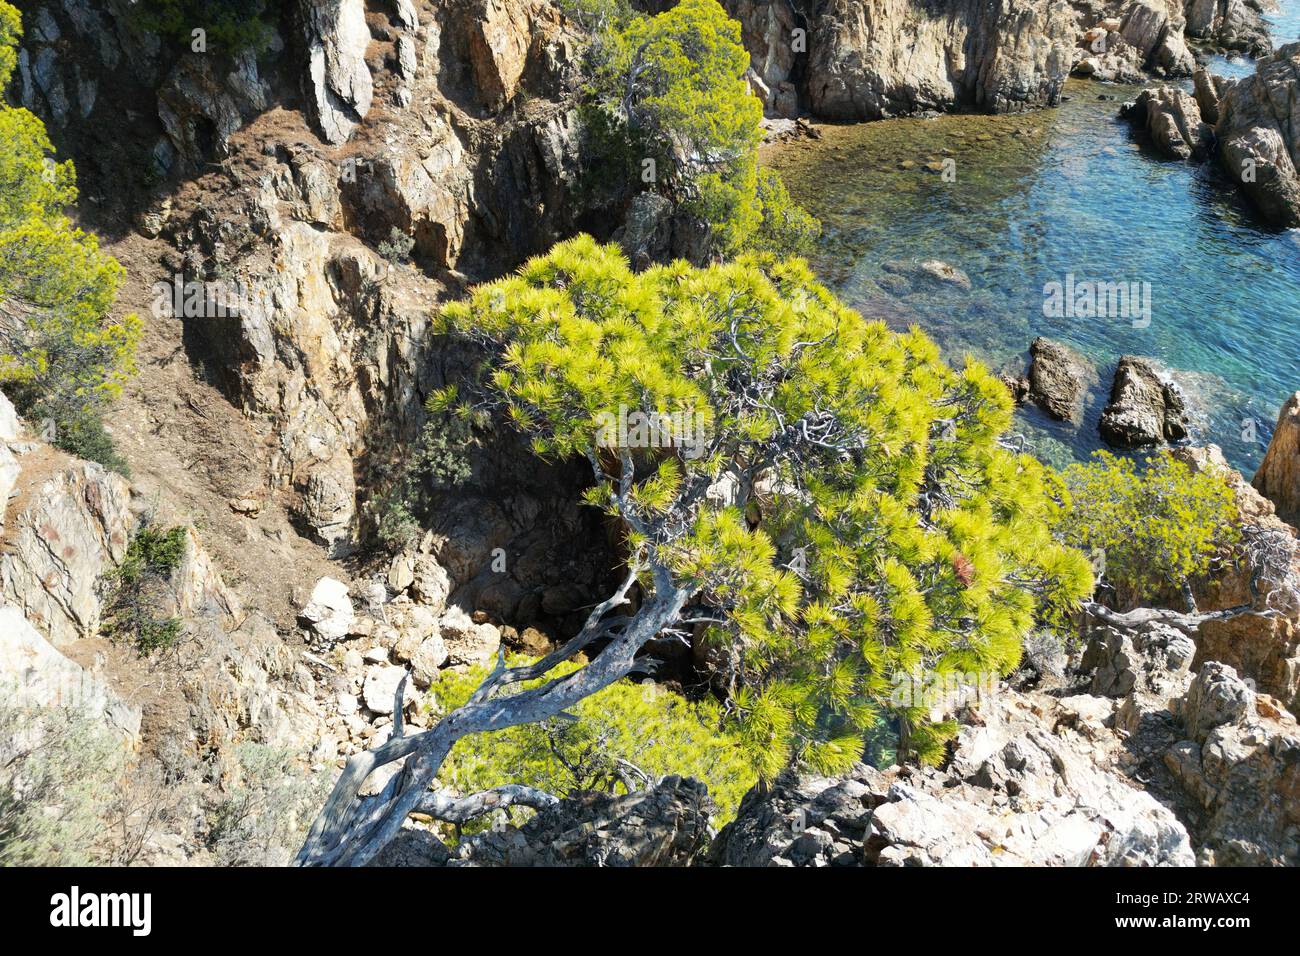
125 0 283 55
204 744 328 867
377 227 416 265
1059 451 1240 596
0 700 126 866
103 525 189 653
428 659 758 830
369 409 474 551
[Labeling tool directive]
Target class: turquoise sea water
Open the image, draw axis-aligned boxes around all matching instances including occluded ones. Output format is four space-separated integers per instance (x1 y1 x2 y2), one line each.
767 10 1300 474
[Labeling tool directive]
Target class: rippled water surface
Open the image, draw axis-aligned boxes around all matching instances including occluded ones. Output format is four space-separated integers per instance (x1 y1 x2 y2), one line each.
767 18 1300 473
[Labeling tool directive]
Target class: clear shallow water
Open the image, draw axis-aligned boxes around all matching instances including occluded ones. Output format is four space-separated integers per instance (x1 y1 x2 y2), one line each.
767 64 1300 473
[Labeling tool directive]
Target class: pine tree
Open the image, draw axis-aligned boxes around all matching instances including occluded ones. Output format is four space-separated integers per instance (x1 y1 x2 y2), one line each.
0 2 140 468
300 238 1093 865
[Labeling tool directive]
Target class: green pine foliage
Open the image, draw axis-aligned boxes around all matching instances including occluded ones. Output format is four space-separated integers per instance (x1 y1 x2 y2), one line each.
103 526 189 654
125 1 283 55
1059 450 1240 596
439 236 1093 773
580 0 818 258
0 2 141 471
427 659 757 828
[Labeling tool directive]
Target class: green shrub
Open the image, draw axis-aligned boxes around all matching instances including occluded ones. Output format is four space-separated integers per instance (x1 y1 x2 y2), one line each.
124 0 283 55
369 409 474 550
428 659 758 828
1059 450 1240 596
103 525 189 653
0 5 140 471
0 700 126 866
205 743 328 866
376 227 416 265
579 0 817 258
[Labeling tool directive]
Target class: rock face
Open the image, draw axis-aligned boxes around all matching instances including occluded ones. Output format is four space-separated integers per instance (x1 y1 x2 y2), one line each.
301 0 374 145
0 604 142 744
803 0 1077 120
1165 662 1300 865
1183 0 1271 55
1027 337 1096 422
451 776 715 866
0 461 132 648
1172 446 1300 710
1215 43 1300 228
711 682 1195 866
1122 87 1213 161
1252 392 1300 527
1098 356 1190 446
726 0 803 118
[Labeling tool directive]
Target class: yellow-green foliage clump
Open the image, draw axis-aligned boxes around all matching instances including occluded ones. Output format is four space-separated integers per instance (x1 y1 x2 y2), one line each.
0 1 140 470
1060 450 1240 596
428 660 757 827
440 236 1093 774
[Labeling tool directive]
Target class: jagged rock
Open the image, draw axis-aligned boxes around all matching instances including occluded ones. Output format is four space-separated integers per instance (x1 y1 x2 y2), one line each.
157 54 268 167
464 0 536 111
726 0 801 118
300 577 355 642
1252 391 1300 527
1215 43 1300 227
410 556 451 611
1184 0 1271 55
1122 87 1212 161
1165 662 1300 864
410 634 450 688
301 462 356 557
1192 66 1224 125
804 0 1076 120
438 605 502 668
713 686 1194 866
1098 356 1189 446
1027 337 1096 422
0 462 133 648
614 192 675 270
1170 446 1300 708
1118 1 1194 76
453 776 714 866
301 0 374 145
362 664 413 714
0 604 141 744
0 444 18 527
0 390 21 442
1082 624 1197 698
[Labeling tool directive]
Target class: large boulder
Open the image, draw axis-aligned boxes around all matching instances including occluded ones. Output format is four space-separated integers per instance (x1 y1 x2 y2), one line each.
1165 662 1300 865
1098 356 1190 446
1122 87 1213 161
0 462 133 648
1027 337 1097 422
0 604 142 744
1215 43 1300 227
